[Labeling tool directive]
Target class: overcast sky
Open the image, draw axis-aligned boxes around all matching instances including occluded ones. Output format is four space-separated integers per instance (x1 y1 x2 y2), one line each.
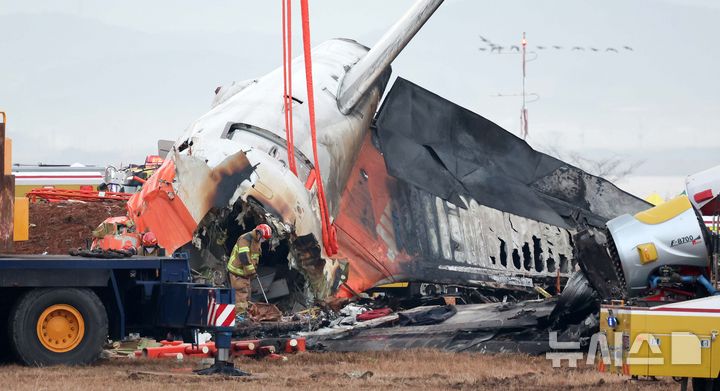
1 0 717 198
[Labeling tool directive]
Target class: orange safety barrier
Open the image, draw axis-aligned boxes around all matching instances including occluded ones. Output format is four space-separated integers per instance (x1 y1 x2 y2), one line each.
142 341 211 359
26 188 131 203
232 340 258 354
285 337 305 353
136 337 306 360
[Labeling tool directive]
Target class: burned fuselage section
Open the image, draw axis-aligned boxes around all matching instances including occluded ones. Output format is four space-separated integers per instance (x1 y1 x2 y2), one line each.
127 38 391 306
333 78 651 298
129 75 650 307
126 3 649 308
335 133 578 297
126 0 449 307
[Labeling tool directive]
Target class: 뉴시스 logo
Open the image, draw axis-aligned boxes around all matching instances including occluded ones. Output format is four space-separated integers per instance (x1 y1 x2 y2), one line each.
545 331 709 368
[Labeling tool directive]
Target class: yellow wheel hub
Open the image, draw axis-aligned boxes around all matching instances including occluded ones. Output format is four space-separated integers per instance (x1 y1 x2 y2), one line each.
36 304 85 353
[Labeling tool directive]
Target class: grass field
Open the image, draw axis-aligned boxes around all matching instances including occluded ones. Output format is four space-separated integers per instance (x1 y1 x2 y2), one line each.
0 351 680 391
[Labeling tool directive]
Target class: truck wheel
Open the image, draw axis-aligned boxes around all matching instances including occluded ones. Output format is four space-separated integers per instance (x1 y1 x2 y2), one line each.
9 288 108 366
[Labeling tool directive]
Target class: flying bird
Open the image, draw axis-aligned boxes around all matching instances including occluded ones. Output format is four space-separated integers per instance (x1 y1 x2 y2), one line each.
510 45 520 51
590 47 599 52
553 45 562 49
606 47 618 52
623 46 634 51
536 45 546 50
572 46 584 51
491 45 504 53
478 47 487 51
479 35 489 42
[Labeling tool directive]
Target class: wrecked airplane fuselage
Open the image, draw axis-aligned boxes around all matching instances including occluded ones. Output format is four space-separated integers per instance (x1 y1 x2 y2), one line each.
333 78 650 297
129 39 389 301
128 1 444 304
126 1 648 307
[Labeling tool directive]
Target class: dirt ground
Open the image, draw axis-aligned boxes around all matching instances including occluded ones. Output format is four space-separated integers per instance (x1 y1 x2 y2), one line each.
0 351 679 391
12 201 126 255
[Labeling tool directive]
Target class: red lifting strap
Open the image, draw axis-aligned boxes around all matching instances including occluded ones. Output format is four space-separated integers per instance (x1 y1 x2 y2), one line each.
299 0 338 256
282 0 298 175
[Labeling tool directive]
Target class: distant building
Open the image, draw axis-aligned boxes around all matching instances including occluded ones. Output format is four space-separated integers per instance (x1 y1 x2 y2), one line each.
12 164 104 196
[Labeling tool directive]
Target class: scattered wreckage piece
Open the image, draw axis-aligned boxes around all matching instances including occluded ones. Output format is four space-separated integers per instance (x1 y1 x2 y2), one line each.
301 300 558 354
302 271 600 355
548 271 598 327
572 227 627 300
235 319 317 338
101 155 164 194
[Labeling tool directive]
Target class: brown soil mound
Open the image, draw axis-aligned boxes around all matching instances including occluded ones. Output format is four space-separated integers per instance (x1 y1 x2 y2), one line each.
12 201 127 255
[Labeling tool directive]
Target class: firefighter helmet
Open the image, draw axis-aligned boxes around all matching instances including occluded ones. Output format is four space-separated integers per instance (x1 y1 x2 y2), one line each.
142 232 158 247
255 224 273 240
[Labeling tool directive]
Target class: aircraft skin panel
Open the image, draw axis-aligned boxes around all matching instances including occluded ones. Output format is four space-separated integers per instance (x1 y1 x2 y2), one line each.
374 78 650 230
335 78 649 296
335 133 577 297
127 159 197 252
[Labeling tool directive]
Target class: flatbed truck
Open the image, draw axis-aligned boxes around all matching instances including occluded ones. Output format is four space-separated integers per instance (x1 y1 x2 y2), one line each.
0 253 229 366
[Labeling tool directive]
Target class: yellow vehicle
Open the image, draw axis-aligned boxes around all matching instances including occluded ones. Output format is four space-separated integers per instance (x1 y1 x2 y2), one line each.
600 297 720 390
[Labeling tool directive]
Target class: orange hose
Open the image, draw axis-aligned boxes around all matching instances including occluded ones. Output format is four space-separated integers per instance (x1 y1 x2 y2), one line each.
299 0 338 256
282 0 298 175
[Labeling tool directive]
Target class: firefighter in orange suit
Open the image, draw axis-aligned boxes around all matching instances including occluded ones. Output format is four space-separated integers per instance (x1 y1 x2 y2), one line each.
227 224 272 320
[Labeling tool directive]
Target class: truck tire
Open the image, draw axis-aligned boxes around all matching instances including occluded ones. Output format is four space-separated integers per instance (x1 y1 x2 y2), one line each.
8 288 108 366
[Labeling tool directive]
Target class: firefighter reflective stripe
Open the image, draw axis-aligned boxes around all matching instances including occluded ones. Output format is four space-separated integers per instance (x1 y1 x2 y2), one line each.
230 245 250 265
231 246 250 260
228 245 254 276
227 262 245 276
228 262 255 276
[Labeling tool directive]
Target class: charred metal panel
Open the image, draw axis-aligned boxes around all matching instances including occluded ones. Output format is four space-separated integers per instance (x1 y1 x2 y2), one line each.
335 134 576 295
336 78 649 295
303 300 557 353
374 78 650 230
392 182 576 283
573 227 627 300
